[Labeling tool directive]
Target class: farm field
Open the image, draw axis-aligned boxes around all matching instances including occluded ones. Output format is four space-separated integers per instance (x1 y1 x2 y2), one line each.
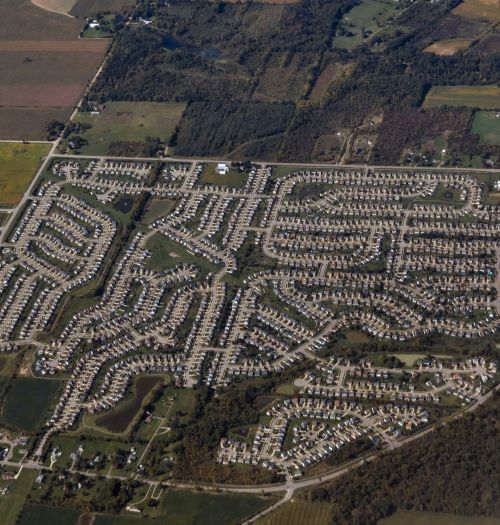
452 0 500 22
0 469 37 525
0 0 108 140
70 0 134 17
31 0 78 15
332 0 400 50
17 504 80 525
2 377 62 431
66 102 186 155
380 510 500 525
0 142 51 206
423 38 473 56
423 86 500 109
471 111 500 145
256 499 332 525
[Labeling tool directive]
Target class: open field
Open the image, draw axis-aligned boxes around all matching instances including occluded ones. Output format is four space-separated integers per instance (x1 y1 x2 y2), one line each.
423 86 500 109
256 499 332 525
332 0 400 50
0 108 71 141
18 504 80 525
70 0 133 17
380 510 500 525
3 377 61 431
0 142 51 206
452 0 500 22
67 102 186 155
471 111 500 145
31 0 77 15
0 0 108 139
423 38 473 55
0 469 37 525
199 164 247 187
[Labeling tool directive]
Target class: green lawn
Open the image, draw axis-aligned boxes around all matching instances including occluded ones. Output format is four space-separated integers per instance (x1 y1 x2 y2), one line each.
145 233 221 274
471 111 500 145
17 504 80 525
68 101 186 155
199 163 247 188
423 86 500 109
3 378 61 432
333 0 399 50
380 510 500 525
0 469 37 525
0 143 51 206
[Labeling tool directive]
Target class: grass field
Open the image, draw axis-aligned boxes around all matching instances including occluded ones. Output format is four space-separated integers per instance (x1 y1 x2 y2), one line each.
3 377 61 431
423 86 500 109
68 102 186 155
380 510 500 525
256 499 332 525
199 163 247 187
145 233 221 274
471 111 500 145
424 38 473 56
333 0 399 50
18 504 80 525
0 469 37 525
452 0 500 22
0 143 51 206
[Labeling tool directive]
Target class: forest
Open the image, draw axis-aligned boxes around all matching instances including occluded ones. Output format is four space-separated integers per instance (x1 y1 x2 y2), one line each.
307 393 500 525
86 0 500 161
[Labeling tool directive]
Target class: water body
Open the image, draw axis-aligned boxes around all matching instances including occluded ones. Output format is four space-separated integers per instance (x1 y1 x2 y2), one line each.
95 375 162 433
161 32 221 60
113 196 134 214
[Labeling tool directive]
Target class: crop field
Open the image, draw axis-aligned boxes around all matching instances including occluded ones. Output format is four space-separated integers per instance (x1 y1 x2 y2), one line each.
452 0 500 22
0 142 51 206
423 38 473 56
0 469 37 525
31 0 78 15
18 504 80 525
332 0 400 50
256 499 332 525
380 510 500 525
2 377 61 431
471 111 500 145
68 102 186 155
156 489 275 525
70 0 134 17
0 0 108 140
423 86 500 109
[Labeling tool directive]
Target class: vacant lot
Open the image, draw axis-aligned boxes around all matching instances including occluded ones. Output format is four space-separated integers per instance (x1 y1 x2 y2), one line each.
0 108 71 141
471 111 500 144
3 377 61 431
18 504 80 525
0 142 51 206
380 510 500 525
423 86 500 109
424 38 473 55
452 0 500 22
69 102 186 155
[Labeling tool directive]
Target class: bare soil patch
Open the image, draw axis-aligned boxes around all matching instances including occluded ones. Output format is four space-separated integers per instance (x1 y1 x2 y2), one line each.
0 107 71 140
424 38 474 55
